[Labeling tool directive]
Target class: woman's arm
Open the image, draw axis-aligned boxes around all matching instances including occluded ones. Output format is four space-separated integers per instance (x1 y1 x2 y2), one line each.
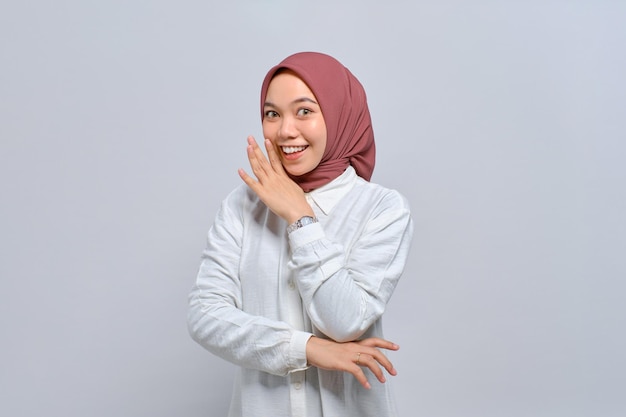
290 192 413 342
187 193 311 376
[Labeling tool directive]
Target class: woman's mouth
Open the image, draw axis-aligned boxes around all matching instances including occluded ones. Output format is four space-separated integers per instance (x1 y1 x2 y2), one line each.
281 145 308 160
282 145 308 154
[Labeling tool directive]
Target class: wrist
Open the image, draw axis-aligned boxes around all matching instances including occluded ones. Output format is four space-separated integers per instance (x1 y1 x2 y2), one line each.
305 336 326 366
286 207 315 225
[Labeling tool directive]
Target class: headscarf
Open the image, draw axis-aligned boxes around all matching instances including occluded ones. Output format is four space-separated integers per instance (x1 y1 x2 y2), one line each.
260 52 376 192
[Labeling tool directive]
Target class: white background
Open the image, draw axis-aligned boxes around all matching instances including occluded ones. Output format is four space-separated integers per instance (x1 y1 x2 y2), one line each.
1 1 625 416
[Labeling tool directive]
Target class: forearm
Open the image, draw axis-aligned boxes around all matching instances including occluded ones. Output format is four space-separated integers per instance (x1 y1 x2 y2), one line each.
188 284 312 375
288 210 412 342
288 235 387 342
301 267 381 342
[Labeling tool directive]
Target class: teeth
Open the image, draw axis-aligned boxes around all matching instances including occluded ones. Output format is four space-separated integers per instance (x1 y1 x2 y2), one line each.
282 146 307 154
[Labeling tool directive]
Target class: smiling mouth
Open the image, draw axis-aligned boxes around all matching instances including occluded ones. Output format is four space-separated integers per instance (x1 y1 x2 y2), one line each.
281 145 308 154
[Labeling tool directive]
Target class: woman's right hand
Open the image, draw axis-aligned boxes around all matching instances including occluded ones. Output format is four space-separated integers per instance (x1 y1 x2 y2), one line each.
238 136 315 224
305 336 399 389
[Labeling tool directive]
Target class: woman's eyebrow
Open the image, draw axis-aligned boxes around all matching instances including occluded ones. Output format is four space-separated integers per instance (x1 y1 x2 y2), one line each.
264 97 319 108
292 97 318 105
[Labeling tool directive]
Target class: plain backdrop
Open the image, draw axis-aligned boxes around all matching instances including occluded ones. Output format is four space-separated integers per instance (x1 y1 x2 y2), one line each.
1 1 625 416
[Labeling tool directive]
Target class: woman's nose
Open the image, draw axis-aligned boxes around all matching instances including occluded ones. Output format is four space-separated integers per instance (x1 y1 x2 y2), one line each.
278 116 298 139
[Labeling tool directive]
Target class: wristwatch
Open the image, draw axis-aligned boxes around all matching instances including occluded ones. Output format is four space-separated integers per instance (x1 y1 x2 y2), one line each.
287 216 318 234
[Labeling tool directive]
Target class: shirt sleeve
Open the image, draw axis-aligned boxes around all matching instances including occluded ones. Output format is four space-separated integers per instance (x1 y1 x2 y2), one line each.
187 189 312 376
287 189 413 342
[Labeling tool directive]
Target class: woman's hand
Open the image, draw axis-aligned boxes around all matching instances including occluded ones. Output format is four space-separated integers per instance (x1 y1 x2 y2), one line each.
306 336 399 389
238 136 314 224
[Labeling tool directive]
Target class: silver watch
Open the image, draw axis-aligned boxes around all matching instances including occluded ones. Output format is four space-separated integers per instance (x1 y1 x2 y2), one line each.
287 216 318 234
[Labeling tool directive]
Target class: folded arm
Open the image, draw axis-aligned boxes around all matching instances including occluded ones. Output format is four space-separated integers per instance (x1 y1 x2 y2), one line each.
289 191 413 342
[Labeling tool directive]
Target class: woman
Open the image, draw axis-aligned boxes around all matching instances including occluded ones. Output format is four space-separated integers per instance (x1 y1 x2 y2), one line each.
188 52 413 417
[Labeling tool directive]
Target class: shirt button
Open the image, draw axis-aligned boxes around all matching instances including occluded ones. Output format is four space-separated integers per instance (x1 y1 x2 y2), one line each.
288 280 296 290
294 381 302 390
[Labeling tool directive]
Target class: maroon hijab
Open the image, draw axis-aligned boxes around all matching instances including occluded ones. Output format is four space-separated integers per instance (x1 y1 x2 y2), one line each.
260 52 376 192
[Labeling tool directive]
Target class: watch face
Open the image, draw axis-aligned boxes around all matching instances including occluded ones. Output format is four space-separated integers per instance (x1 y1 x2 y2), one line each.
300 216 315 226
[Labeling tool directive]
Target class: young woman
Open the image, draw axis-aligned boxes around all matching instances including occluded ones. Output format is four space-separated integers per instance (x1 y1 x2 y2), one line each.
188 52 413 417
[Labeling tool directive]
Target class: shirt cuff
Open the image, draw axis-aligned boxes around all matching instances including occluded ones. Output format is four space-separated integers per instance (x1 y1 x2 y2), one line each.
287 331 313 373
288 222 325 251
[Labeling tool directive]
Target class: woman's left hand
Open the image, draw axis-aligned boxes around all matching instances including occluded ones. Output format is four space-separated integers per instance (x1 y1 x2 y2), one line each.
305 336 400 390
239 136 314 224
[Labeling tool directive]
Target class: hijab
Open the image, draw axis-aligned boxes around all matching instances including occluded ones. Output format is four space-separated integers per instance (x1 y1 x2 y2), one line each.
260 52 376 192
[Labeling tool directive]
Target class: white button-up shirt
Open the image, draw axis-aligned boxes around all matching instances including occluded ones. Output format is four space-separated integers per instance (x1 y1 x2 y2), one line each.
188 166 413 417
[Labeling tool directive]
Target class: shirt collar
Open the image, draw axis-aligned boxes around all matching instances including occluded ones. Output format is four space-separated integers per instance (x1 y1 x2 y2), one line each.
305 166 358 216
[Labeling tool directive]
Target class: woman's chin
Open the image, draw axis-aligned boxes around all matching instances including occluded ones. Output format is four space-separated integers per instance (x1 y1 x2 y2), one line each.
283 162 316 177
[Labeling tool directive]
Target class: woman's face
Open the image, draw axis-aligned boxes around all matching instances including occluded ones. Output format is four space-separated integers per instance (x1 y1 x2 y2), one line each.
262 70 327 177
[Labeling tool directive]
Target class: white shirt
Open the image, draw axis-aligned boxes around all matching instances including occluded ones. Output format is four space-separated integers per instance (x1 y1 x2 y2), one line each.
188 166 413 417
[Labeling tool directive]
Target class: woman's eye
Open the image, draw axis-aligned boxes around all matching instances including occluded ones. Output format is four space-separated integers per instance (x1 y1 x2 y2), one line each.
297 108 312 116
264 110 278 118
